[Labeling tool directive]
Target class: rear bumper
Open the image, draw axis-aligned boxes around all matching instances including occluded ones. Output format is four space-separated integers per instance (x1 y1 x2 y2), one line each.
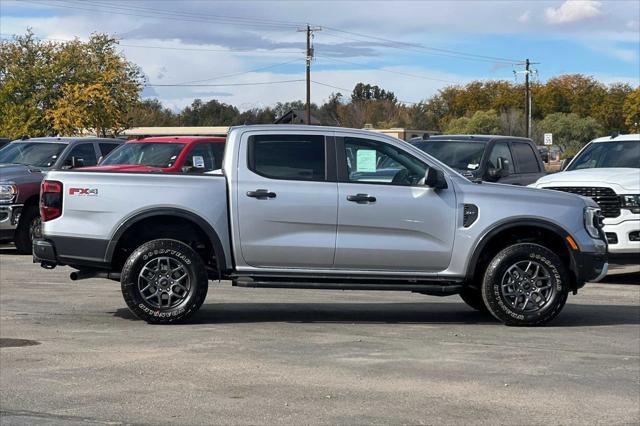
33 236 111 269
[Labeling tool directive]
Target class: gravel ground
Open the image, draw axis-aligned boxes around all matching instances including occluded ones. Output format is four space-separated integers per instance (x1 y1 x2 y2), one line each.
1 247 639 425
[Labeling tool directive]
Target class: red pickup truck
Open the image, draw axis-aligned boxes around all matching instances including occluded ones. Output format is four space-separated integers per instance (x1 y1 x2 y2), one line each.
83 136 226 173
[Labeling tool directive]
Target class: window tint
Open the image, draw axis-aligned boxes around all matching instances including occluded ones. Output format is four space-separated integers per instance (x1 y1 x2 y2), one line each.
512 142 540 173
487 142 515 173
99 143 120 158
344 137 427 186
249 135 325 181
184 143 224 172
65 143 97 167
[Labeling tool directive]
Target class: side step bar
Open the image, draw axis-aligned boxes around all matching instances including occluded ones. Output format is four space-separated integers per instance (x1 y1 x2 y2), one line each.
233 278 463 296
70 270 121 281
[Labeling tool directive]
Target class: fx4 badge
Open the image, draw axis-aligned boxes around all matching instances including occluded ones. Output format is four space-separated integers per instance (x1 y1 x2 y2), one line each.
69 187 98 196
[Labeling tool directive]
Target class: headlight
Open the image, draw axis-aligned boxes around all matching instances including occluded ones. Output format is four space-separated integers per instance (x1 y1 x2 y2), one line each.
620 194 640 214
0 183 17 203
584 206 603 239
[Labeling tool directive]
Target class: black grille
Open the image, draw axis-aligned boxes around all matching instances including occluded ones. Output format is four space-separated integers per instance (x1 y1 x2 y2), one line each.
546 186 620 218
605 232 618 244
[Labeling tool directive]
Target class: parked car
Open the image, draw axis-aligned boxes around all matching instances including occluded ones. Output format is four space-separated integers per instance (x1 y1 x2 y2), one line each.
411 135 546 185
531 134 639 265
0 137 123 253
81 136 226 173
34 125 607 326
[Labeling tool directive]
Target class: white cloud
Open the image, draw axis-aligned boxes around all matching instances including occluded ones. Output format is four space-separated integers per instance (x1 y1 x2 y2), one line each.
545 1 603 25
518 11 531 24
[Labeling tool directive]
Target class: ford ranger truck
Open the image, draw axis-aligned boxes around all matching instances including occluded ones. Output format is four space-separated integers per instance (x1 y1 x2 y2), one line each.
33 125 608 326
531 134 639 265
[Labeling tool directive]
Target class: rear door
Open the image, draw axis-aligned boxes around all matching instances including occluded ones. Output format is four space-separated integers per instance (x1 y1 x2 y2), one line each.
62 143 99 168
236 132 338 269
511 141 545 185
334 135 456 272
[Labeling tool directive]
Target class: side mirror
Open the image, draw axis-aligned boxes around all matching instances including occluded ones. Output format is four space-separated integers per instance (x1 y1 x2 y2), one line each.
561 156 573 171
424 167 448 190
487 157 510 180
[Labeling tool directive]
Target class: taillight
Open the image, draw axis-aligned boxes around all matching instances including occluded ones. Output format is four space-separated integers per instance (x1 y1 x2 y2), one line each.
40 180 63 222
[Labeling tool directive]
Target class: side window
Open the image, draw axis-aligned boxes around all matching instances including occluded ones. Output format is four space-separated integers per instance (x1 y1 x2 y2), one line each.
184 143 216 172
64 143 97 167
249 135 325 181
487 142 515 173
343 137 427 186
512 142 540 173
99 143 120 158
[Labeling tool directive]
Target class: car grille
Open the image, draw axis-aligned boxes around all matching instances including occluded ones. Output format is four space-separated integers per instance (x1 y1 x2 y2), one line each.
545 186 621 218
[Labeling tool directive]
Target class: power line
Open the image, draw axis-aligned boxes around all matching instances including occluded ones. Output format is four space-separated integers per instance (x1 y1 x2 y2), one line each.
145 79 305 87
317 55 458 84
171 59 301 85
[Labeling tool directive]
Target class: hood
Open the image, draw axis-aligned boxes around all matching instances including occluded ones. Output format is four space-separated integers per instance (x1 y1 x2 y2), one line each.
79 164 166 173
534 168 640 191
0 164 44 184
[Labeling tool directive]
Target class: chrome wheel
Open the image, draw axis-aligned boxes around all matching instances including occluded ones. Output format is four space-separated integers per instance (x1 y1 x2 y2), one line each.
137 257 191 309
500 260 554 313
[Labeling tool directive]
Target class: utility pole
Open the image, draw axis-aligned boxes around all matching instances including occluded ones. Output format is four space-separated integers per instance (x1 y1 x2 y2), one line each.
514 59 538 139
298 25 321 125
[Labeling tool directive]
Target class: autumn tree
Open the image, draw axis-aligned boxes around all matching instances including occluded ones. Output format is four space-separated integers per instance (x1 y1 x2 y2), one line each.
623 88 640 132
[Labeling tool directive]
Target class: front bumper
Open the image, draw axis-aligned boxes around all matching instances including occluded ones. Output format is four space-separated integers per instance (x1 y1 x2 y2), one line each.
573 251 608 284
0 204 23 236
602 218 640 256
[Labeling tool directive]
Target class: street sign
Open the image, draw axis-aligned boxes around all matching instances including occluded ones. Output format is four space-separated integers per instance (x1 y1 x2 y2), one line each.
544 133 553 145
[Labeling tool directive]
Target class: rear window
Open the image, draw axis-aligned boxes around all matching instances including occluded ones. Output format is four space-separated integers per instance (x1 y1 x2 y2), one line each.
248 135 326 181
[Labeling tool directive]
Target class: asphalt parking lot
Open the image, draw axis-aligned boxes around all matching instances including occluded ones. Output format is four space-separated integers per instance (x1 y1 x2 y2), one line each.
1 247 639 425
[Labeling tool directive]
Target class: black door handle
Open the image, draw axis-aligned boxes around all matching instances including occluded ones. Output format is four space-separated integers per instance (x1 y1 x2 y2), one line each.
247 189 276 199
347 193 376 203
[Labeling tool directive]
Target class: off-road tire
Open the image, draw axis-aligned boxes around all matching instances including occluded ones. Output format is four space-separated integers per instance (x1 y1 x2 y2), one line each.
121 239 208 324
481 243 569 326
459 287 488 312
14 206 41 255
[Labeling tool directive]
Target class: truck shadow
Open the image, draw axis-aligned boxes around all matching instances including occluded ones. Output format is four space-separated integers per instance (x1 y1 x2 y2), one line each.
112 301 639 327
599 271 640 285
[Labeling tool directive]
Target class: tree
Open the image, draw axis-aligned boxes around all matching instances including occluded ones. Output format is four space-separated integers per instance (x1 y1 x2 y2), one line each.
444 110 501 134
0 31 144 138
351 83 397 103
126 99 177 127
623 88 640 133
538 113 603 157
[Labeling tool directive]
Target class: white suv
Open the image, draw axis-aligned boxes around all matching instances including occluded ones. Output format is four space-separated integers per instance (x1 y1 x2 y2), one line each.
532 134 640 265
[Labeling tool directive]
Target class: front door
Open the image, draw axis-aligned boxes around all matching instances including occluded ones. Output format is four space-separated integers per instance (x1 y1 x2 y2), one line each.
334 136 456 272
236 133 338 269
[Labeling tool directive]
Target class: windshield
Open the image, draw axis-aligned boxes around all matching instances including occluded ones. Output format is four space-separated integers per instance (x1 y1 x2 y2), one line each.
414 140 486 170
567 140 640 170
101 143 186 168
0 142 67 168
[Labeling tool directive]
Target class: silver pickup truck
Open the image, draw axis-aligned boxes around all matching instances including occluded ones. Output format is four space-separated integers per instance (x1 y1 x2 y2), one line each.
34 125 608 326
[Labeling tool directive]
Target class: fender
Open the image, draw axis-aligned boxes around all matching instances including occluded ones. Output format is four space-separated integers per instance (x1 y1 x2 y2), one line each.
465 218 577 281
105 208 228 272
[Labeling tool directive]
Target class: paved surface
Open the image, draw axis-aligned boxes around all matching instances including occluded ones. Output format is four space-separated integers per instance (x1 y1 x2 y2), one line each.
1 247 639 425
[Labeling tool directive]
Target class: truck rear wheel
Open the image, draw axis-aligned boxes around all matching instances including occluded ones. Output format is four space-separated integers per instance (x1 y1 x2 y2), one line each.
481 243 569 326
121 239 208 324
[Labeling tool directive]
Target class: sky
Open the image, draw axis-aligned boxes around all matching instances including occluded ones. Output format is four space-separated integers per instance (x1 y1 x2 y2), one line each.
1 0 639 111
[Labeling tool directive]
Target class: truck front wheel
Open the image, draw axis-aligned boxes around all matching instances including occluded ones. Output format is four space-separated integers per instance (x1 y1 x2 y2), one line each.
14 206 41 255
121 239 209 324
481 243 569 326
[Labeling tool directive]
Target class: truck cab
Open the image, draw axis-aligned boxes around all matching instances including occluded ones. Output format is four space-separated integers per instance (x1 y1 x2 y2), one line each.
411 135 546 185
